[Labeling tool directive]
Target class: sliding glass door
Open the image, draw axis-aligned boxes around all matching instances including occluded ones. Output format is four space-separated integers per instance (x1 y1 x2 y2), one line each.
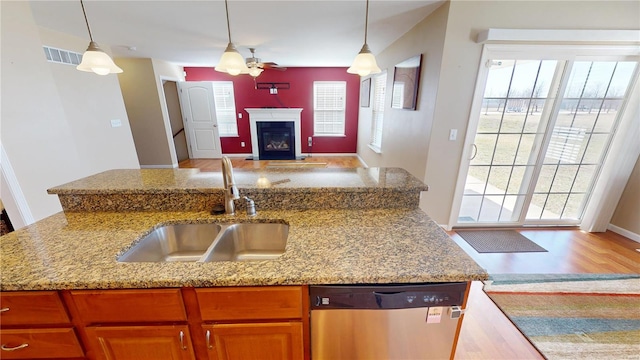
456 54 638 227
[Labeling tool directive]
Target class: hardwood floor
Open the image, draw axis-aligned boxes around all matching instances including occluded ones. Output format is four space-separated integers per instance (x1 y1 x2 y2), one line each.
179 156 640 360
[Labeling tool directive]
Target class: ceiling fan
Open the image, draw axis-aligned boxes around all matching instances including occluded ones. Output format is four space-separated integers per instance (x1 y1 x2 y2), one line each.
245 48 287 78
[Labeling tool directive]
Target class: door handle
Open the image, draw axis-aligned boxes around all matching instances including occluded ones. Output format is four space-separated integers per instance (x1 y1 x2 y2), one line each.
205 330 213 349
179 330 187 350
469 144 478 161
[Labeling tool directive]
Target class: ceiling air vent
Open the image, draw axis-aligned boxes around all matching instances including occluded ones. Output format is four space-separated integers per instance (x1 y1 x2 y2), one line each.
43 46 82 66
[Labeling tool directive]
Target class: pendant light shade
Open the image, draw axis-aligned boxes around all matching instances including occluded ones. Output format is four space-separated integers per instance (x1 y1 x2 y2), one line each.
347 0 381 77
347 44 381 77
215 0 249 76
77 41 123 75
76 0 122 75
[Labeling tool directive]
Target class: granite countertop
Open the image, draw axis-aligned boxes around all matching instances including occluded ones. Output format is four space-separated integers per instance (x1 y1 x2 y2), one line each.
0 208 488 291
47 167 429 195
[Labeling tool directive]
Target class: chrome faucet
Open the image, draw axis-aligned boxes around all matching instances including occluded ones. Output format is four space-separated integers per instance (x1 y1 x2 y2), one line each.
221 156 240 214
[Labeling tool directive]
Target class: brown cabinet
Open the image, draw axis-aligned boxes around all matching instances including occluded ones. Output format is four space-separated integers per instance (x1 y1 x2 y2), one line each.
66 288 194 360
0 291 84 359
195 286 308 360
85 325 195 360
204 322 304 360
1 286 309 360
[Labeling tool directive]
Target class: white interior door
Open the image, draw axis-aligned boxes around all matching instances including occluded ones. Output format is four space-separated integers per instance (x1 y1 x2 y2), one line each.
178 82 222 159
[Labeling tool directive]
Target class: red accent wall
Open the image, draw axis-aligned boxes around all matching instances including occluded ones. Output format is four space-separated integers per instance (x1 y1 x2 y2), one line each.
184 67 359 155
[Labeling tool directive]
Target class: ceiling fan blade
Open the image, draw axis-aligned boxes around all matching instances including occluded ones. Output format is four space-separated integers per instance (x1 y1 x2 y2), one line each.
262 62 287 71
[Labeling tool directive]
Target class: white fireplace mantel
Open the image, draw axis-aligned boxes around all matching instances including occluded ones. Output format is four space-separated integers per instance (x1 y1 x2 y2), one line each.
245 108 303 160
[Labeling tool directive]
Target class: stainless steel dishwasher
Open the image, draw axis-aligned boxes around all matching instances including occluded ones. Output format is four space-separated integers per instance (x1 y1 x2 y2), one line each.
310 282 468 360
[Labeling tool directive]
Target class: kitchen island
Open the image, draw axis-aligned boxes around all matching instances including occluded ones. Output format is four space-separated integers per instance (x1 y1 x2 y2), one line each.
0 167 487 360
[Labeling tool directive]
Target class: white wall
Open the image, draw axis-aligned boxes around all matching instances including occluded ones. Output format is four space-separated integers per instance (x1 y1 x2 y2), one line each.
357 2 448 181
116 58 184 167
0 2 139 226
419 0 640 224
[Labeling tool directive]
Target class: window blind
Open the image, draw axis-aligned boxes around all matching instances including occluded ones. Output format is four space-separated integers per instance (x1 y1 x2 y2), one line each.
371 73 387 149
212 81 238 137
314 81 346 136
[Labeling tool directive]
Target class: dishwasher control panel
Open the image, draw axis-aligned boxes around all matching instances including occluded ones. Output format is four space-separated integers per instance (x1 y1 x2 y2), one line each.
310 282 467 310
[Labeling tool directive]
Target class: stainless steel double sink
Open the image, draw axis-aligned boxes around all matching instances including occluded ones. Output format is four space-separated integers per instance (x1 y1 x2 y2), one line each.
118 222 289 262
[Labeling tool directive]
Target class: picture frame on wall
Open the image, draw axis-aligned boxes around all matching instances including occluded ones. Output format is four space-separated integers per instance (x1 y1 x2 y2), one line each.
391 54 422 110
360 78 371 108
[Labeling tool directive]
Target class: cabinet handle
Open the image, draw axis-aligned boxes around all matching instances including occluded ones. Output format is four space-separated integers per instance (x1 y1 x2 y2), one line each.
179 330 187 350
205 330 213 350
0 308 9 313
1 343 29 351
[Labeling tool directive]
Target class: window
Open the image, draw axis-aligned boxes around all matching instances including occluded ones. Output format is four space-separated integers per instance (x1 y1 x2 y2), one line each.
212 81 238 137
454 45 639 228
370 73 387 151
314 81 346 136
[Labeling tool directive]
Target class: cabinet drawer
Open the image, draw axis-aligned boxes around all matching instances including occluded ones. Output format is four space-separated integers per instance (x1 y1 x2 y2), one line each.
0 291 70 326
70 288 187 323
0 328 84 359
196 286 303 321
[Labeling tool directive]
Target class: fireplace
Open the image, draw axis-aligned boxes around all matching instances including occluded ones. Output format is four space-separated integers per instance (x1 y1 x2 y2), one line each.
257 121 295 160
246 108 303 160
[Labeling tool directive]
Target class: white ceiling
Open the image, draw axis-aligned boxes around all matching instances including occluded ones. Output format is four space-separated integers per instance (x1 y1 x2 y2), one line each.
29 0 444 68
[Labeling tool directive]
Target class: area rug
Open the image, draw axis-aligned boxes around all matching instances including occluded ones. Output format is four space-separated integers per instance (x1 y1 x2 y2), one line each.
265 162 327 169
455 230 548 253
484 274 640 359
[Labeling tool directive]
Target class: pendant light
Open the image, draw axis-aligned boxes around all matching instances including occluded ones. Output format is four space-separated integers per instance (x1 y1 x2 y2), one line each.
76 0 122 75
215 0 249 76
347 0 381 77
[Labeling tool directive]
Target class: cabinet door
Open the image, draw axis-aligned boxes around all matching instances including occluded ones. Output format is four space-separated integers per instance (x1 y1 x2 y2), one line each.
204 322 304 360
85 325 195 360
0 328 84 359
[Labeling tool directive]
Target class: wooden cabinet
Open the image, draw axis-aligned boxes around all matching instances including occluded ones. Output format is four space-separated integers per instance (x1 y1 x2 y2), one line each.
1 286 309 360
66 288 194 360
0 291 84 359
195 286 308 360
204 322 304 360
85 325 195 360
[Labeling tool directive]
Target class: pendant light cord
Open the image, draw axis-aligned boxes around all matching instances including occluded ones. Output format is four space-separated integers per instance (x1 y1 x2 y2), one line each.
364 0 369 44
224 0 232 42
80 0 94 42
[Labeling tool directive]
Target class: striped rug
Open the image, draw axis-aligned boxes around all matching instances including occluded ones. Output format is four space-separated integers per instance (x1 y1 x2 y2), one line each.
485 274 640 359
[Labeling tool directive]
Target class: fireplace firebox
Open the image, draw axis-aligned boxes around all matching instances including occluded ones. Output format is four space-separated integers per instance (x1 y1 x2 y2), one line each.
257 121 296 160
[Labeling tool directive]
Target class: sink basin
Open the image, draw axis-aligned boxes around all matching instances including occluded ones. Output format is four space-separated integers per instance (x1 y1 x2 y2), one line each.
118 223 222 262
202 223 289 262
118 222 288 262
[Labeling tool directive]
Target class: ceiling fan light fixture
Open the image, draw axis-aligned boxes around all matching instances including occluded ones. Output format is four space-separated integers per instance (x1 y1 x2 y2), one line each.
76 0 122 75
347 44 381 77
348 0 381 77
248 66 264 78
215 42 249 76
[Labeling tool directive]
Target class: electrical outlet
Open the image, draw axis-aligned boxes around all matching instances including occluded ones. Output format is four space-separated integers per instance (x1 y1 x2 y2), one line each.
238 113 242 119
241 142 245 147
110 119 122 128
308 137 313 147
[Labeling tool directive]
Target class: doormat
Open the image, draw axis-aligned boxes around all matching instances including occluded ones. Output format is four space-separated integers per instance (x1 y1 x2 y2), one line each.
265 162 327 168
485 275 640 360
455 230 547 253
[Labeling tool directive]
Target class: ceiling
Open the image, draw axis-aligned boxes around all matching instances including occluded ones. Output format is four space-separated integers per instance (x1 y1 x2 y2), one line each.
29 0 444 68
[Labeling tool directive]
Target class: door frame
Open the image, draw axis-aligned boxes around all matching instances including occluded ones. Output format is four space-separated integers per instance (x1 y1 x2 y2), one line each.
448 44 640 230
159 75 182 167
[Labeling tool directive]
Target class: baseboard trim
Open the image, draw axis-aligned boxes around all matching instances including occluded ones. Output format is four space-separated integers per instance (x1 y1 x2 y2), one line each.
356 154 368 168
608 223 640 243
